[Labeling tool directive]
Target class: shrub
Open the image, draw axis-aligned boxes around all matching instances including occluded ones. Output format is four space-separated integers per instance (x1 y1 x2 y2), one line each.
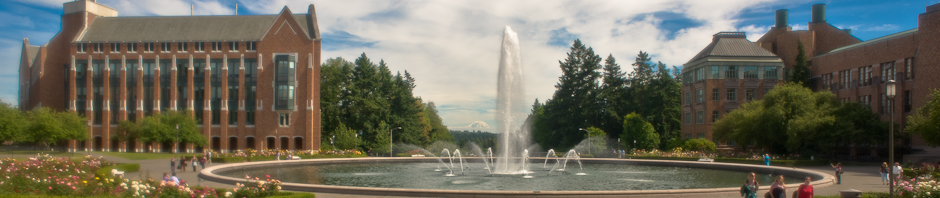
681 138 716 152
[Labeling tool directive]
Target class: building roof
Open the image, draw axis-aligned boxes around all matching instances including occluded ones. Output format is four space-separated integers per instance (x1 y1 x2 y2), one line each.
824 28 918 55
24 45 40 67
77 14 315 43
687 32 778 63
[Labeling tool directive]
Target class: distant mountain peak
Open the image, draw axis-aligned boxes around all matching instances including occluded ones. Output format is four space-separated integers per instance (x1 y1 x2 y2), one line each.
467 121 491 129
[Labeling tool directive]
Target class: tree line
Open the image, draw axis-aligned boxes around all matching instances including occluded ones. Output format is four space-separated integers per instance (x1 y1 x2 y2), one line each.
320 53 451 155
450 130 497 150
530 39 682 152
0 105 88 148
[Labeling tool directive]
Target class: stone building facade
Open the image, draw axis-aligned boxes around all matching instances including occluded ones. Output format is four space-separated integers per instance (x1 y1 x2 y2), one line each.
19 0 322 153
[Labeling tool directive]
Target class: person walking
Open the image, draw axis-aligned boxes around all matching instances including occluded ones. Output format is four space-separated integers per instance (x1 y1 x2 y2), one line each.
191 157 198 172
893 162 904 182
170 157 176 174
794 176 813 198
830 163 843 184
179 156 187 172
276 150 281 161
764 154 771 166
880 162 890 185
769 175 787 198
200 156 207 169
208 151 212 164
740 172 760 198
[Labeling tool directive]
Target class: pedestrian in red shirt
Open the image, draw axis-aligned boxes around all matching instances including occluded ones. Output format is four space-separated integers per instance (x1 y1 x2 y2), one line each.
796 176 813 198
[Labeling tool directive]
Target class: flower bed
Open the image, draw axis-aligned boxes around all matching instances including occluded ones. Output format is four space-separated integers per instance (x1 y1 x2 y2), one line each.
895 163 940 198
0 155 311 197
210 149 365 162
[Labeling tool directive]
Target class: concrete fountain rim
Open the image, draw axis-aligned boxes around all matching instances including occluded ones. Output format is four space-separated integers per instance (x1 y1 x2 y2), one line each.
199 157 835 198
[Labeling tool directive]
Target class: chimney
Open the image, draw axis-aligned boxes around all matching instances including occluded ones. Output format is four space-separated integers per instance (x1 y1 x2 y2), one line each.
812 4 826 23
775 9 788 29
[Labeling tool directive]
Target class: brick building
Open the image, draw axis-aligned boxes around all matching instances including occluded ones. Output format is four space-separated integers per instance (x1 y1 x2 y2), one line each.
18 0 322 153
684 3 940 149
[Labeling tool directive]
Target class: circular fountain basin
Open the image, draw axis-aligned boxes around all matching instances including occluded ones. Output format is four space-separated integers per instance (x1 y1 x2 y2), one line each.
200 157 834 197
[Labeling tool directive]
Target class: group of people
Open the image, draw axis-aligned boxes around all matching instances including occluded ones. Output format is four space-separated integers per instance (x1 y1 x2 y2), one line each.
741 173 814 198
161 172 182 186
169 152 212 173
879 162 904 185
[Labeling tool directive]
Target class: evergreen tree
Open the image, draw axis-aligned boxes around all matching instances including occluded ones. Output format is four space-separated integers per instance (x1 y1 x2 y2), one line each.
600 55 628 140
532 39 603 151
791 40 811 87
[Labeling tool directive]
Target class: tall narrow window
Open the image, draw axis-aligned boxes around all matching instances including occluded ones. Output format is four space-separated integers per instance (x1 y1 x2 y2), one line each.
696 89 703 103
161 42 170 53
177 61 189 111
684 92 691 105
695 68 704 81
726 88 736 101
193 59 205 122
92 60 104 125
210 59 222 125
245 59 257 125
77 43 87 53
696 111 704 124
684 113 691 125
906 58 914 80
144 43 154 53
274 55 296 110
128 43 137 52
142 60 155 116
746 89 755 101
76 62 87 117
228 58 239 125
712 88 719 101
195 42 205 52
905 91 912 112
710 66 720 79
712 111 719 122
160 59 172 112
109 60 119 124
126 59 138 122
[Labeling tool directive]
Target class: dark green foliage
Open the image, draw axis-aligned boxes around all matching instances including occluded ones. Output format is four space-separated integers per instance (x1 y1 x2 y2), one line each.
320 54 450 152
0 102 25 142
113 110 206 148
531 43 682 152
22 107 88 147
908 89 940 146
620 113 659 150
532 39 604 151
451 130 497 149
679 138 717 152
790 40 811 87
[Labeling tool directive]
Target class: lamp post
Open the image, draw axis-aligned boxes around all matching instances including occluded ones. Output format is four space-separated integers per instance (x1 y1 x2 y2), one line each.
390 127 402 157
887 79 896 198
175 124 180 153
330 135 335 150
579 128 590 155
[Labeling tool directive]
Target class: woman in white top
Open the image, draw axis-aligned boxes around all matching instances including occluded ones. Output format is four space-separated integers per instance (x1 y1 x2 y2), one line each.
893 162 903 181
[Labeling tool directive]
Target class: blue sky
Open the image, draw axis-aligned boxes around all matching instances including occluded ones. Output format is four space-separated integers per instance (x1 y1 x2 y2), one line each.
1 0 936 132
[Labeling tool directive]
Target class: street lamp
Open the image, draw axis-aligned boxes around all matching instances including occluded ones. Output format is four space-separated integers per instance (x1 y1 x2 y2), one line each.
330 135 335 150
390 127 402 157
579 128 590 155
887 79 896 198
175 124 180 153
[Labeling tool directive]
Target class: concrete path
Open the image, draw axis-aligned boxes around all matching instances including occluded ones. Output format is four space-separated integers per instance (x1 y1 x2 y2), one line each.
7 153 892 198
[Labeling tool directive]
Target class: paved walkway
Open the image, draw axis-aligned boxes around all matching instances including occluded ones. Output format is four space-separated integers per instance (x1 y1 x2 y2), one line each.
7 153 892 198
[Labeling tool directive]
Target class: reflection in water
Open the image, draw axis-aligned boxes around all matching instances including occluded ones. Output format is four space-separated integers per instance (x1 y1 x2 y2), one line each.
219 162 803 191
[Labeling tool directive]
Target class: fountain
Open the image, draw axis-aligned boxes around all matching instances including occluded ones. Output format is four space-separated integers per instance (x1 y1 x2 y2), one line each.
494 26 530 175
202 26 830 197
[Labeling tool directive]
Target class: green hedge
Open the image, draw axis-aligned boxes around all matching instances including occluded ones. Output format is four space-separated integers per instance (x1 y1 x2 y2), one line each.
623 156 828 166
95 163 141 179
211 157 247 163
